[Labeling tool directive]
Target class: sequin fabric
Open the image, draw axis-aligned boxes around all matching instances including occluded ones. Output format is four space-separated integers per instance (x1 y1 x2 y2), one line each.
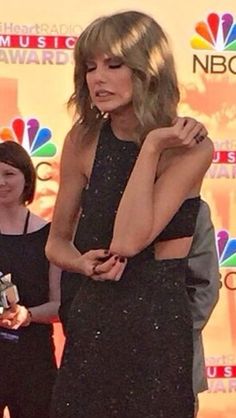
50 122 197 418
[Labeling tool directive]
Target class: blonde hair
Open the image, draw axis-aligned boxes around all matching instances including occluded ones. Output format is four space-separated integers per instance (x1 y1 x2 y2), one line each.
69 10 180 143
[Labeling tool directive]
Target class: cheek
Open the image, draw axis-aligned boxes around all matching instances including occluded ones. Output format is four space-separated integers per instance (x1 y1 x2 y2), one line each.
121 79 133 99
86 75 94 95
15 178 26 194
119 71 133 96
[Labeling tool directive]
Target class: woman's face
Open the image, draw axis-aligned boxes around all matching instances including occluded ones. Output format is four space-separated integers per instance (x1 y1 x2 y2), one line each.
0 162 25 206
85 52 134 115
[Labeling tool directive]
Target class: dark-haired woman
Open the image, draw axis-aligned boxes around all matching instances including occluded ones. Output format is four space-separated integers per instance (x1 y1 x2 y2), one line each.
0 141 61 418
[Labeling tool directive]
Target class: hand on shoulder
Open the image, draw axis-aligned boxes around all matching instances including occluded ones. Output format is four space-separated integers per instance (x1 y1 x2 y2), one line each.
144 116 210 153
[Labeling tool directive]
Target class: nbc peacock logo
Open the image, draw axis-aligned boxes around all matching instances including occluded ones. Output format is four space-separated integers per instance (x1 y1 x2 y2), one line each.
217 230 236 267
0 117 57 157
191 12 236 51
191 13 236 74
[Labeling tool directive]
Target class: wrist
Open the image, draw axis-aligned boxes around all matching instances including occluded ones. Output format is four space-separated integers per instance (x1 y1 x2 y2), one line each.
70 254 85 274
144 132 164 154
23 308 32 327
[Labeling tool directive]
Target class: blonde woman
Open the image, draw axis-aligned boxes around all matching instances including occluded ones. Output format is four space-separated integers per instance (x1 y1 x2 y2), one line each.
47 11 213 418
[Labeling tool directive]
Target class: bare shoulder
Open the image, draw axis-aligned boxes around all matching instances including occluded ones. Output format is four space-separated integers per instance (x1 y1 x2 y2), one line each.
192 136 214 156
62 123 98 181
63 123 87 158
185 137 214 171
172 137 214 165
158 137 214 176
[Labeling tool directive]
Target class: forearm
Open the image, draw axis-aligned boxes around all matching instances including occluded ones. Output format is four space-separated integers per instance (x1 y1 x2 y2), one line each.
111 142 161 256
29 301 60 324
46 237 82 272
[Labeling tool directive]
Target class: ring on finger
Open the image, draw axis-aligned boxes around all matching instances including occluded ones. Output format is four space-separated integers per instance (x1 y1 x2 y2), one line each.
194 134 205 144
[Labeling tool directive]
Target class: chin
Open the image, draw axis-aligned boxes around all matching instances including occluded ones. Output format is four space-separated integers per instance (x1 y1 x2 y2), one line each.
96 104 116 113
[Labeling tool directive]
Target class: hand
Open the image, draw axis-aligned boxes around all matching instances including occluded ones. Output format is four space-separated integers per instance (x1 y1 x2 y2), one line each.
0 304 30 329
0 304 18 328
75 249 117 277
145 117 208 152
92 255 127 282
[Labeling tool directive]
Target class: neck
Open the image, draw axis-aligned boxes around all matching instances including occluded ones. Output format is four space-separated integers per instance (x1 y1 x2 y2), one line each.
110 107 140 142
0 204 28 234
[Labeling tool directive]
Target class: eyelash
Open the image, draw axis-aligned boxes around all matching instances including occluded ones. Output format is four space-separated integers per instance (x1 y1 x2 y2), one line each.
110 63 123 69
86 63 123 72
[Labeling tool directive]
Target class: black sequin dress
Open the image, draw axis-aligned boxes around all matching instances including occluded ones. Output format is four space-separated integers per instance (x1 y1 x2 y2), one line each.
50 122 200 418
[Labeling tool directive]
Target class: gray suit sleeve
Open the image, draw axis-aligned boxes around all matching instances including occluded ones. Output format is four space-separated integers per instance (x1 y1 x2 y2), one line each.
187 200 221 331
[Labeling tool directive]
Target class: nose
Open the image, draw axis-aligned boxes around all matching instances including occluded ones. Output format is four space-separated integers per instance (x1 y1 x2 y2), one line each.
92 65 106 83
0 175 6 186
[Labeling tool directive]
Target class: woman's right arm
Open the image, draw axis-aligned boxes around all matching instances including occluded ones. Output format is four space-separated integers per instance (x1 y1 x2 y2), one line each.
45 131 87 271
46 130 115 276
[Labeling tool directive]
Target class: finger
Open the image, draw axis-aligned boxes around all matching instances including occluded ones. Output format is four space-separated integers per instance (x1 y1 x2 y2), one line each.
172 116 179 125
11 321 21 330
181 118 199 139
182 128 206 147
88 249 110 261
194 127 208 143
182 118 208 141
94 255 119 274
185 116 208 135
94 258 127 281
112 259 127 281
10 314 22 329
0 319 12 327
0 311 17 320
194 134 206 145
172 117 186 129
191 127 207 144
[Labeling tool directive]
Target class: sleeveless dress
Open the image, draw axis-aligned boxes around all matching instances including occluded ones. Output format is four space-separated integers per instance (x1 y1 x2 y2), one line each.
51 122 200 418
0 221 57 418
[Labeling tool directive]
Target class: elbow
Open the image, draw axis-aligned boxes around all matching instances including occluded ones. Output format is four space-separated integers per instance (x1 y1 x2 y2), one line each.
111 223 153 257
45 240 58 265
110 235 150 257
45 241 53 261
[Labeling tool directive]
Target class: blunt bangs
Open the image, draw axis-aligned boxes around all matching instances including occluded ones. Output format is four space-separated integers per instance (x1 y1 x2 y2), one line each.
76 13 151 63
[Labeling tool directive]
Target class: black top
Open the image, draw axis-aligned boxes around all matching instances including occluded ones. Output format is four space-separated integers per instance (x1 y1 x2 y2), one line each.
76 122 200 251
0 223 53 343
60 122 200 328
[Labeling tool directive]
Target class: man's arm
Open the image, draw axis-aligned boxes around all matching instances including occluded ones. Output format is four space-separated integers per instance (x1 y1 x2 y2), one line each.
187 200 221 331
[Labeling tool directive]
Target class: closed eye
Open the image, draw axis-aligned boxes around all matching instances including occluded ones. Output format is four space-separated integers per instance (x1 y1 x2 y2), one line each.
109 63 123 69
108 57 124 69
85 64 96 72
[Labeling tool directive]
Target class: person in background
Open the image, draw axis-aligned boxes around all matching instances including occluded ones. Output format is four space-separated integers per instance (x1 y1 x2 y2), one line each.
187 200 220 417
0 141 61 418
46 10 214 418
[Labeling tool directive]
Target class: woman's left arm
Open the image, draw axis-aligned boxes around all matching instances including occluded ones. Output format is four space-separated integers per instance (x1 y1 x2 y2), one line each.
26 263 61 324
110 120 214 257
0 263 61 328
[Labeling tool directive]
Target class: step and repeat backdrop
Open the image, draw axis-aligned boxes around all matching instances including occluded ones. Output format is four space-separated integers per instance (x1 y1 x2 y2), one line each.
0 0 236 416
